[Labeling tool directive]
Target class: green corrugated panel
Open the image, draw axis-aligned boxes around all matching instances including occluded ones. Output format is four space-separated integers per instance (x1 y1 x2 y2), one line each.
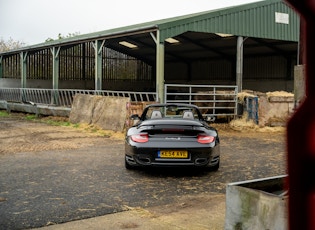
159 0 299 42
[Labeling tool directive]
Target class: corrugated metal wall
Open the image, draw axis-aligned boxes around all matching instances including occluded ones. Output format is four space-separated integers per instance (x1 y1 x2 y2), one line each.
192 60 233 81
160 0 299 42
165 55 293 82
244 56 290 79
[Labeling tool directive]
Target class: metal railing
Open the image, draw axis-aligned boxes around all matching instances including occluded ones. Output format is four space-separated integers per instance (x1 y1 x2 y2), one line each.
165 84 238 117
0 85 238 117
0 88 156 107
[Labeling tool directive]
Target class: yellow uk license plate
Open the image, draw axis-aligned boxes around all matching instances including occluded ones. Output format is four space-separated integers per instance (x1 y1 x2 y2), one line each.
158 150 188 158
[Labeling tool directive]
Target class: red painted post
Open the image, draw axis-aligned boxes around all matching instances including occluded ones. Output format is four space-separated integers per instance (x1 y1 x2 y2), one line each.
285 0 315 229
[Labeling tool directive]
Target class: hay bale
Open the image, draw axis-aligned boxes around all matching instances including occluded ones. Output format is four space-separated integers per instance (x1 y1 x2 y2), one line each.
229 112 258 131
266 91 294 98
69 94 129 132
237 91 256 103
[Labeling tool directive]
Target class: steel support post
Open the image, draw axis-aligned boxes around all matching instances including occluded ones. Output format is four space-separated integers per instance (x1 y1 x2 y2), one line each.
0 56 3 78
19 52 28 103
50 47 60 90
93 40 105 91
236 36 244 93
20 52 28 88
151 31 165 103
50 47 60 104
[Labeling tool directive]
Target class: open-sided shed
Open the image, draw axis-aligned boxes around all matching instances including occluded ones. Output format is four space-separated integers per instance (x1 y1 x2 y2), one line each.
0 0 299 102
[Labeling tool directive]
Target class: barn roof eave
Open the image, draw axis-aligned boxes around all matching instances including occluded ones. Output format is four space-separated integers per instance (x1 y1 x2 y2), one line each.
0 24 159 56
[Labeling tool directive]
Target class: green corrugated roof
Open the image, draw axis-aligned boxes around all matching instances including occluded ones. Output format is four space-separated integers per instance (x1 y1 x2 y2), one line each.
62 0 299 42
157 0 299 41
1 0 299 55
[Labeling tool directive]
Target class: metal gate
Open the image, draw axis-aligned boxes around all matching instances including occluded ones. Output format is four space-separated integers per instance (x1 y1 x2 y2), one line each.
164 84 238 118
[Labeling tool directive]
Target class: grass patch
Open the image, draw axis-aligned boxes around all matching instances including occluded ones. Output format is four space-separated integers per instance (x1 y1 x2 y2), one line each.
0 110 9 117
44 120 72 126
25 114 37 120
38 116 73 127
39 117 119 138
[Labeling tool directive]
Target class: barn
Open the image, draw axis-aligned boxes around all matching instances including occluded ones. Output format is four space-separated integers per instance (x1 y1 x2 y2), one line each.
0 0 299 118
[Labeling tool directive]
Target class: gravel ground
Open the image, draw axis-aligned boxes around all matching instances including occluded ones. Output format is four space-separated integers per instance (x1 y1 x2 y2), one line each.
0 113 287 229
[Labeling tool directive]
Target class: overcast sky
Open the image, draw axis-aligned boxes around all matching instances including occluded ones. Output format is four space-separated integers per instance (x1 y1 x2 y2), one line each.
1 0 261 45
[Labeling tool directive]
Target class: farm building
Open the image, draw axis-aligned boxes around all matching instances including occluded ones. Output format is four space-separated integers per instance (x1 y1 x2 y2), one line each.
0 0 300 121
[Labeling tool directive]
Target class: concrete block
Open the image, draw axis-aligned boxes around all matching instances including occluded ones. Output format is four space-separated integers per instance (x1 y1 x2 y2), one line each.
0 100 8 111
37 105 71 117
0 100 70 117
70 95 100 123
69 94 130 132
258 94 294 126
225 175 288 230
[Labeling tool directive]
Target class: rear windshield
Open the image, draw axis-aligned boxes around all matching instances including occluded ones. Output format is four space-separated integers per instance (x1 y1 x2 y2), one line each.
144 105 200 120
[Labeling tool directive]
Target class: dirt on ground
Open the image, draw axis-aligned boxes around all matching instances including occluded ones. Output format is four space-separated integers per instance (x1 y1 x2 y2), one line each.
0 111 285 156
0 111 287 230
0 113 124 155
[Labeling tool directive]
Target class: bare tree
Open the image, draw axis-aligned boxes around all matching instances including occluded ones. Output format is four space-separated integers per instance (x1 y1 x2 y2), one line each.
0 37 26 52
45 32 81 42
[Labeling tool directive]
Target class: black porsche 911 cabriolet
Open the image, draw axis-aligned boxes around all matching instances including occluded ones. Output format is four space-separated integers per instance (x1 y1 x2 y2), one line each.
125 103 220 170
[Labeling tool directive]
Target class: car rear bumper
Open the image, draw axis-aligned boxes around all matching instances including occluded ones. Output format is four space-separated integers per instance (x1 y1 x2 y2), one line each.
125 145 220 167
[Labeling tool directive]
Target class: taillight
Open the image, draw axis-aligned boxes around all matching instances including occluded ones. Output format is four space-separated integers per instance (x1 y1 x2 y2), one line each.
130 133 149 143
197 134 215 144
